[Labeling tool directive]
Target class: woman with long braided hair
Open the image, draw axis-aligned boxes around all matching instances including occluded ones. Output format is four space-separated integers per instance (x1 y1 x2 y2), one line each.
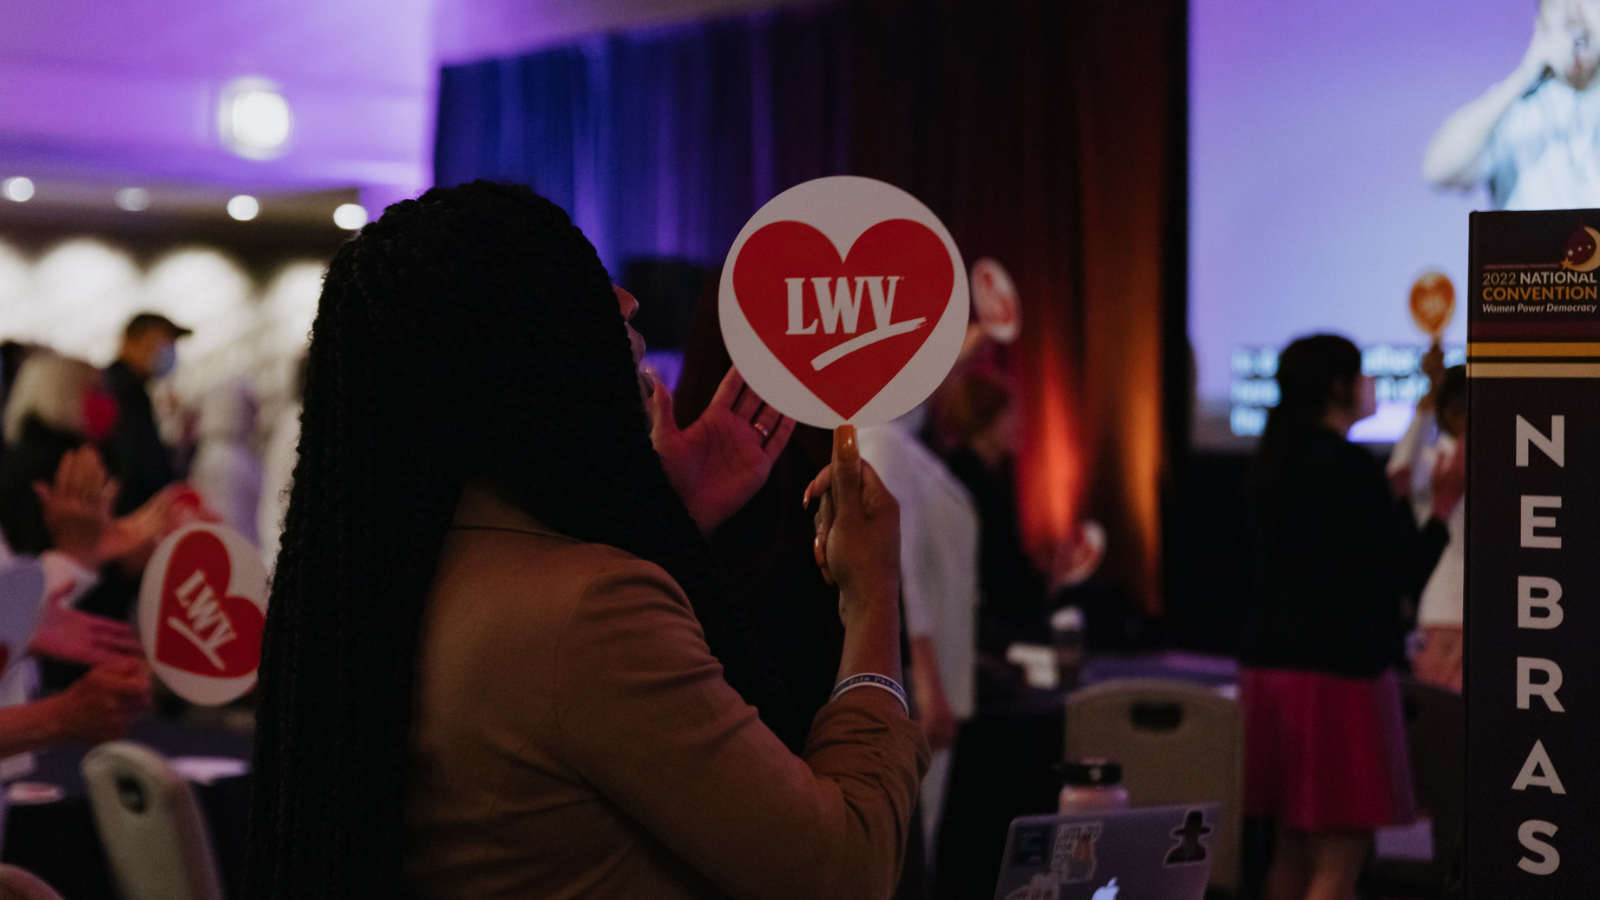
247 181 928 900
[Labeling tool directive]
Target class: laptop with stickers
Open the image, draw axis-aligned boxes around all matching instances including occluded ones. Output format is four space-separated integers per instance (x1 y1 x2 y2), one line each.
994 803 1222 900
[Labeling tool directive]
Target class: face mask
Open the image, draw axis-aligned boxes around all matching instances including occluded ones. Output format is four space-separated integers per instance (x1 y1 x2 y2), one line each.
153 344 177 378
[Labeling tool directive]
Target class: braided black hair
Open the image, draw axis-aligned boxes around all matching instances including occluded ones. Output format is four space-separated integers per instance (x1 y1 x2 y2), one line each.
246 182 800 899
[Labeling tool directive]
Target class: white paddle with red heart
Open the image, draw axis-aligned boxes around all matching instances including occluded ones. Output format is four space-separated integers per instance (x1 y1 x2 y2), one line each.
138 523 267 706
719 176 969 427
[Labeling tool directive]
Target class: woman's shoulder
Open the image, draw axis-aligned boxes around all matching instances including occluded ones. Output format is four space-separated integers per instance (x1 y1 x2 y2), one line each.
1302 427 1383 475
424 526 697 704
437 486 691 627
441 524 679 601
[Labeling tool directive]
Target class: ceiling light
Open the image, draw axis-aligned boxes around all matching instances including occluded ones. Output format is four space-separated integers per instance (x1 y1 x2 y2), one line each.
219 78 292 160
115 187 151 212
227 195 260 221
333 203 367 230
3 177 35 202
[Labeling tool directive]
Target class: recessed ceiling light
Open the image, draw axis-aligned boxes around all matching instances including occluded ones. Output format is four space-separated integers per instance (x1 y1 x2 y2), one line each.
333 203 367 230
227 195 260 221
115 187 151 212
220 77 292 160
3 177 35 202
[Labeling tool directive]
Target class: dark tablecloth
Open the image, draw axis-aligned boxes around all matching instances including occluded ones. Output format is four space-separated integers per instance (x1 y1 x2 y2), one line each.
930 652 1239 899
931 687 1063 900
1 716 252 900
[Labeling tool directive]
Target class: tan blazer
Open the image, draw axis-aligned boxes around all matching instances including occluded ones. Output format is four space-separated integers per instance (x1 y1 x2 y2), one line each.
406 488 930 899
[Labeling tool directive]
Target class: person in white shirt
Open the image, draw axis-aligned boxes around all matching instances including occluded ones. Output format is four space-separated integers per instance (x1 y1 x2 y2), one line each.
1414 370 1466 690
857 408 979 855
1425 0 1600 209
1388 365 1466 690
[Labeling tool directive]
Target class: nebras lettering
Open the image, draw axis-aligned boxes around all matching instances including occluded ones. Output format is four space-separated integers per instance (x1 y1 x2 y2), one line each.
784 276 927 370
1509 414 1569 877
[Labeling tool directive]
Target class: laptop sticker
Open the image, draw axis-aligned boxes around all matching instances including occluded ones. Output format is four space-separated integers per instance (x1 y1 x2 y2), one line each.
1164 809 1213 866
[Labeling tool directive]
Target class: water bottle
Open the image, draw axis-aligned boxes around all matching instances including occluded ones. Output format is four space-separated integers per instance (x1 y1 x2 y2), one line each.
1057 759 1131 814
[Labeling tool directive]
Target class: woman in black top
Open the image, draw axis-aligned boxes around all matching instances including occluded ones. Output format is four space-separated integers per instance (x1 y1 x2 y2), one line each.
1240 335 1462 900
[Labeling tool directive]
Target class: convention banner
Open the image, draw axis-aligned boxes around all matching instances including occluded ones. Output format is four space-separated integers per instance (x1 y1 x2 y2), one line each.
1466 209 1600 896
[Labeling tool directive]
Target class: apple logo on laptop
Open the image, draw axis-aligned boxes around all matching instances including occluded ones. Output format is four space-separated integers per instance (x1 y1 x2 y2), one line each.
1091 877 1119 900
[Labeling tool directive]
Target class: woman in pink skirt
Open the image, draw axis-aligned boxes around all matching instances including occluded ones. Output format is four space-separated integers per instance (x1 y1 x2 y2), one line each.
1239 335 1464 900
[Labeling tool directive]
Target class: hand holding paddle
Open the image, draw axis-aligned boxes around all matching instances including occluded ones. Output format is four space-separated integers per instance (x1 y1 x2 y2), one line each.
803 426 900 623
804 425 904 684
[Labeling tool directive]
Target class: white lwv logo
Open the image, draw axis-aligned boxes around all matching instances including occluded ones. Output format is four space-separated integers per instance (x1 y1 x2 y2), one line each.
783 276 926 371
169 569 238 671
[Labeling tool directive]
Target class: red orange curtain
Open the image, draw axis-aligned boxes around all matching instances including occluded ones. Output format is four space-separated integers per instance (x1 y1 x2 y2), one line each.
843 0 1185 613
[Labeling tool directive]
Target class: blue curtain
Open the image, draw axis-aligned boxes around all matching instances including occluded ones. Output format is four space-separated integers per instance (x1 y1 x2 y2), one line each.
435 4 853 277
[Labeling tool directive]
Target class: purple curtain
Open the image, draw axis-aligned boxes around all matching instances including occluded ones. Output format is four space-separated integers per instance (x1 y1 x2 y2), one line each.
435 3 853 277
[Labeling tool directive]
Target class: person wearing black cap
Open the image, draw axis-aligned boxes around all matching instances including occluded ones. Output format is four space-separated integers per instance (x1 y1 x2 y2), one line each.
101 312 191 515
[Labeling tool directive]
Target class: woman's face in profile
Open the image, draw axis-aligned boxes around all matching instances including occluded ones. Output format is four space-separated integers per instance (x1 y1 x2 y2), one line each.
614 285 651 398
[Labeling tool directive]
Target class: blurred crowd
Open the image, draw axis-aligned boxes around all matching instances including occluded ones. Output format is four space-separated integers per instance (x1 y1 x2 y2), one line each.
0 290 1475 899
0 311 301 772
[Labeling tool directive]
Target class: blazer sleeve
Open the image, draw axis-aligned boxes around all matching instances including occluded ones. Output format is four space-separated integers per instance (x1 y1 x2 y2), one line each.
551 558 930 900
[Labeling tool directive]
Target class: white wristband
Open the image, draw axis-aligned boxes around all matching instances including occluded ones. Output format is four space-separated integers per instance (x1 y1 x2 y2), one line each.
830 673 909 716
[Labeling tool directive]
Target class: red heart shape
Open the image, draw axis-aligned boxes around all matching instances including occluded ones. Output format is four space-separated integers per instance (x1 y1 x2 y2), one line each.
732 219 954 420
154 531 265 679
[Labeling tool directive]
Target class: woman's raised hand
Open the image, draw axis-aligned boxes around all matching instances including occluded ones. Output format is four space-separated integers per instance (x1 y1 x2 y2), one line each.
649 366 796 533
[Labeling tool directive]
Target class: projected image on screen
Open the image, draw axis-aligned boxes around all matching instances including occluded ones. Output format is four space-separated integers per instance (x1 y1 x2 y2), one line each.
1426 0 1600 211
1191 0 1596 446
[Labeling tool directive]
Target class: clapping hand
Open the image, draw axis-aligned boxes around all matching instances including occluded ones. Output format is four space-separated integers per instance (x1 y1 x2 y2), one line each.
34 446 117 570
29 603 143 667
649 367 796 533
47 657 152 745
98 486 181 573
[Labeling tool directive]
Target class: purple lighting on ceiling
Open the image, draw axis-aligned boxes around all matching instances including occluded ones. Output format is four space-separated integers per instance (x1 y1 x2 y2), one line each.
0 0 434 202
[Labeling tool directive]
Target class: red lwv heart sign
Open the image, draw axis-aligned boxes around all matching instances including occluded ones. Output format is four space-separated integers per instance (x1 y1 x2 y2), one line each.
154 530 265 678
720 177 969 427
140 524 268 706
